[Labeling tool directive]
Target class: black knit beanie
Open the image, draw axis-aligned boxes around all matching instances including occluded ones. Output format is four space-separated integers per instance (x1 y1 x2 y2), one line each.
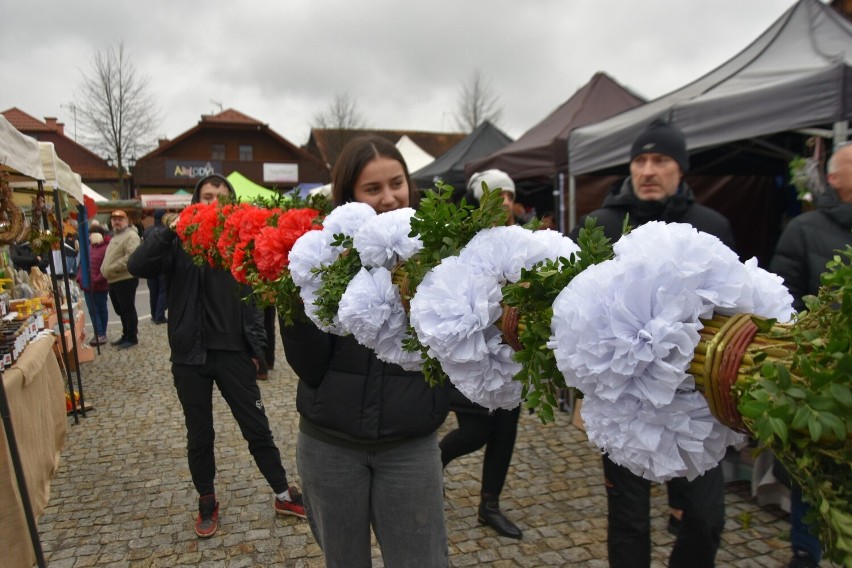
630 119 689 173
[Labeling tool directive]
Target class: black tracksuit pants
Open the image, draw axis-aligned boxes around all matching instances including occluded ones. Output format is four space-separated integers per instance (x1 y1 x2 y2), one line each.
172 349 289 496
603 455 725 568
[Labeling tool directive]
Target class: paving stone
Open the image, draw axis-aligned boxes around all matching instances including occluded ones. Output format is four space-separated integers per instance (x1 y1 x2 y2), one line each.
29 320 795 566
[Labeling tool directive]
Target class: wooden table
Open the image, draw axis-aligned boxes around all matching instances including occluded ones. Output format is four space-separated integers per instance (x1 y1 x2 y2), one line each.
0 335 67 568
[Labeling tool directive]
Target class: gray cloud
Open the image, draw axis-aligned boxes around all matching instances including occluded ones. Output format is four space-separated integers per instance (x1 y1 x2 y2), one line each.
1 0 797 149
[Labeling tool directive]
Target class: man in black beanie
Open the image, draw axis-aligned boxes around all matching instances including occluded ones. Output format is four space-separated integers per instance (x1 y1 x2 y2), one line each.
570 118 735 568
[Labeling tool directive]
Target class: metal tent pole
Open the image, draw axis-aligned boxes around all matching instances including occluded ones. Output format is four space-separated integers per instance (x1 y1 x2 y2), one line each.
50 186 86 417
36 182 78 424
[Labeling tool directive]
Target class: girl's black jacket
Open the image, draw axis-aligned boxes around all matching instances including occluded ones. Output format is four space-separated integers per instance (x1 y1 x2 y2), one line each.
282 319 450 445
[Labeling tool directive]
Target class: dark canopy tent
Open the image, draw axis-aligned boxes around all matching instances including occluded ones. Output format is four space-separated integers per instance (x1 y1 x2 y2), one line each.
465 72 644 189
566 0 851 264
463 72 644 224
411 121 512 191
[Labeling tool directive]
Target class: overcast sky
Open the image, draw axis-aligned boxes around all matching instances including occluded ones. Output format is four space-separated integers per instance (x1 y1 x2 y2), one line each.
1 0 800 154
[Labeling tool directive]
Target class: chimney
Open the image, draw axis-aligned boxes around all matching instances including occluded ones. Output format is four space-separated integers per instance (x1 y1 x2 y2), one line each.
44 117 65 135
158 138 170 148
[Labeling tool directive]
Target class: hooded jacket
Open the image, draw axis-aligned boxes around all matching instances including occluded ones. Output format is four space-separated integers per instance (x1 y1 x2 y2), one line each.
127 174 267 365
571 178 736 249
769 196 852 310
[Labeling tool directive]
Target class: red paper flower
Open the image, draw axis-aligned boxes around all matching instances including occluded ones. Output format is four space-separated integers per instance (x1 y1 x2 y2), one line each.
217 203 279 269
252 208 322 281
175 202 234 268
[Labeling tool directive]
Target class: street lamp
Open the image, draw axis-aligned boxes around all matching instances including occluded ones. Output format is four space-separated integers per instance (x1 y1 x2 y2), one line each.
127 155 137 199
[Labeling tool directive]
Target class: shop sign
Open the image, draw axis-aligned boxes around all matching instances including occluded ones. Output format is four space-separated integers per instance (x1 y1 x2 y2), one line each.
263 163 298 183
166 160 222 180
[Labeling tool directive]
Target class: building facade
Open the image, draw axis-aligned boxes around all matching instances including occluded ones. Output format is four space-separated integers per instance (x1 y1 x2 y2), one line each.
133 109 330 195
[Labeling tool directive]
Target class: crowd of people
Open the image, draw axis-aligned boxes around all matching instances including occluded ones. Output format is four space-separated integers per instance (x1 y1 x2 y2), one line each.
9 207 170 350
23 122 845 567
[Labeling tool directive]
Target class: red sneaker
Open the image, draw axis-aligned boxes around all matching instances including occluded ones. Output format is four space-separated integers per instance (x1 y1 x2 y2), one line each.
195 493 219 538
274 486 306 519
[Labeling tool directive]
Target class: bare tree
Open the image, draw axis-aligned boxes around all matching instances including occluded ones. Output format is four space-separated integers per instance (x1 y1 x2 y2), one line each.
77 42 159 199
312 92 366 131
312 92 367 168
454 70 502 133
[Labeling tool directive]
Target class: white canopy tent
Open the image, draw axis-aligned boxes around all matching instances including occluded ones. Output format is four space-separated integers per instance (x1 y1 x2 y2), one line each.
9 142 83 208
395 135 434 173
0 114 44 182
79 177 107 202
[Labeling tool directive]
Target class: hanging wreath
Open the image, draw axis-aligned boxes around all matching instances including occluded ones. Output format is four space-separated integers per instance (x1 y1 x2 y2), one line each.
0 169 26 245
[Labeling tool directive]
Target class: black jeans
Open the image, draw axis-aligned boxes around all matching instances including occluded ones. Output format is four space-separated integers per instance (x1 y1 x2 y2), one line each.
172 349 289 496
440 406 520 496
108 277 139 341
603 456 725 568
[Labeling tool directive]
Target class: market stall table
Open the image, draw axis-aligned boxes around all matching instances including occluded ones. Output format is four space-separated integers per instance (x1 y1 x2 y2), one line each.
0 334 67 568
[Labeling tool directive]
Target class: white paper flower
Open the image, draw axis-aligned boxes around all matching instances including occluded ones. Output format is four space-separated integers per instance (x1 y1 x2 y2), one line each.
339 267 396 344
740 257 795 322
374 328 423 371
288 229 346 333
409 256 503 363
458 226 540 283
322 202 376 238
337 267 422 371
614 222 748 316
442 327 522 411
581 391 744 482
549 221 788 481
550 259 702 407
353 207 423 269
299 284 342 333
529 229 580 263
288 230 336 289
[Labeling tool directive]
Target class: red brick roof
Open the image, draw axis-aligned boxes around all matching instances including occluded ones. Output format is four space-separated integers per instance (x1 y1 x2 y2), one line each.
2 107 56 132
199 108 265 125
2 107 117 181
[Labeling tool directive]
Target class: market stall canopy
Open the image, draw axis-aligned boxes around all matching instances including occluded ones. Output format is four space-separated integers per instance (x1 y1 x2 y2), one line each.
226 171 279 201
80 179 106 202
569 0 852 175
412 121 513 190
11 142 83 205
0 114 44 181
77 174 106 219
395 135 434 173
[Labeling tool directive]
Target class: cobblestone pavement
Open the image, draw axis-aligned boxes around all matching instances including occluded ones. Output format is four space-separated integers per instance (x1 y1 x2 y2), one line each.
36 321 796 567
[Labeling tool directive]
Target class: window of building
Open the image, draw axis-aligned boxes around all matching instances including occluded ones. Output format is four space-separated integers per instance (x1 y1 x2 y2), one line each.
211 143 225 160
239 144 253 161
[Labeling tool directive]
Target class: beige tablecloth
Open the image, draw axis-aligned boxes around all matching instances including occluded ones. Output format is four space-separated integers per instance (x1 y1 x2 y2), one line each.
0 335 68 568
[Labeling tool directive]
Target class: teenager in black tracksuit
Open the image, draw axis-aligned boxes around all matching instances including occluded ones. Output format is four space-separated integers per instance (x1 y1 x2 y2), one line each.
571 120 735 568
128 174 303 538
